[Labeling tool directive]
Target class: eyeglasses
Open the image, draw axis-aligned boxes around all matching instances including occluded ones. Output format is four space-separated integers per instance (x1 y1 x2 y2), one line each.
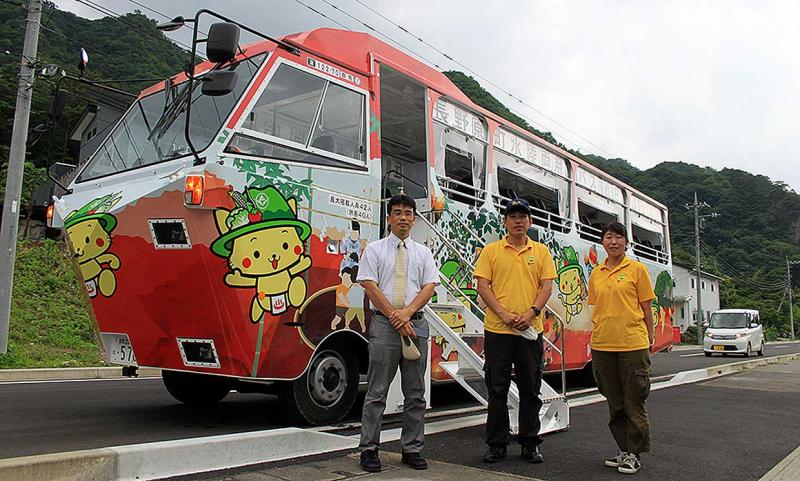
390 210 415 218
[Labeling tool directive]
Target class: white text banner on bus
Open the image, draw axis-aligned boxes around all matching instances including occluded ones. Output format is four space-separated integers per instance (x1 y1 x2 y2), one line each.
493 128 567 178
576 167 624 204
630 195 663 223
432 99 487 142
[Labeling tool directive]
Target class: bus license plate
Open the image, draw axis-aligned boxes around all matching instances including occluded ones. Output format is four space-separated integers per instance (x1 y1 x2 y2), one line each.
101 333 137 366
713 345 724 351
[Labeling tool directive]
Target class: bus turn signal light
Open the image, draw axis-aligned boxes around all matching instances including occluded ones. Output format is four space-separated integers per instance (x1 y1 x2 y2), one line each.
46 204 54 227
184 175 204 206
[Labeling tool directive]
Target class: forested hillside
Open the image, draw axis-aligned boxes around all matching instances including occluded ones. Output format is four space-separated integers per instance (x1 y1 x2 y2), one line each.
0 0 188 201
445 71 800 337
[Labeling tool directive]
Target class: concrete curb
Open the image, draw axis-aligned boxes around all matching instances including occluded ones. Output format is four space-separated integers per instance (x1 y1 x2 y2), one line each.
0 428 357 481
0 367 160 382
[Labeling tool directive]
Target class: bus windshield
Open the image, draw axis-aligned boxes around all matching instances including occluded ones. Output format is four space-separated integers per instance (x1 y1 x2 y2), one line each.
709 312 749 329
77 54 266 182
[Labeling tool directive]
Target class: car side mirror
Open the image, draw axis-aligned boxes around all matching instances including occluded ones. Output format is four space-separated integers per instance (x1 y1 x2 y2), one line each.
750 322 758 328
201 70 238 96
702 321 709 328
206 22 240 64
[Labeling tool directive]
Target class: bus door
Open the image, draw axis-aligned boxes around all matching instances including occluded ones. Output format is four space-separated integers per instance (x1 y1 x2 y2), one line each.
377 65 429 234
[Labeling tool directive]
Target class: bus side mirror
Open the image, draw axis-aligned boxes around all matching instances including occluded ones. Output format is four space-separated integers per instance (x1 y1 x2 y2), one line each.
201 71 238 96
206 22 240 64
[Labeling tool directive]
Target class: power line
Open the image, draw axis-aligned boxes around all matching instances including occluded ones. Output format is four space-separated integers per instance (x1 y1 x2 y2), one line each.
348 0 616 158
299 0 608 158
67 0 202 59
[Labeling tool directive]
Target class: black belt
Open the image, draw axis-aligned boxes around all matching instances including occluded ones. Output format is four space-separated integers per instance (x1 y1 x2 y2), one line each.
379 312 422 320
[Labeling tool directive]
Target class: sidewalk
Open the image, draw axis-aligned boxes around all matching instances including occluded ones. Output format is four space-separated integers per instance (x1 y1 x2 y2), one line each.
166 359 800 481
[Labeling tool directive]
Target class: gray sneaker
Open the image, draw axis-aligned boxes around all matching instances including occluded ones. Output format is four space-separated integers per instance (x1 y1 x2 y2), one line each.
617 453 641 474
604 450 628 468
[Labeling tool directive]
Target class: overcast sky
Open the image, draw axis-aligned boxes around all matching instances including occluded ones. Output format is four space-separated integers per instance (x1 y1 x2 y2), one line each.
53 0 800 192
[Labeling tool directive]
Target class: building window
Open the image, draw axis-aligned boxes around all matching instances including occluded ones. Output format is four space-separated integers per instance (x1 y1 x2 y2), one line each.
680 307 685 319
691 278 695 289
711 283 715 292
702 281 706 289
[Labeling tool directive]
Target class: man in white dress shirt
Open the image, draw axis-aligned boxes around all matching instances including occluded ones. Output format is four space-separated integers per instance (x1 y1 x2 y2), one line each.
356 194 439 473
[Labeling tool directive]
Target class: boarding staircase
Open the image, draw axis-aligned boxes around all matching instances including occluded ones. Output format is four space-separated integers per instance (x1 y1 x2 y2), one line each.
416 209 570 435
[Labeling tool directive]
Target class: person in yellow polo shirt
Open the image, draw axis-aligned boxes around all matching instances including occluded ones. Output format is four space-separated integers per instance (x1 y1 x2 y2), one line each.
588 221 655 475
474 198 556 465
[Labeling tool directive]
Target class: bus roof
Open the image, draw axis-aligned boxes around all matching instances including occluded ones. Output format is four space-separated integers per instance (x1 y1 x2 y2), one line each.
140 27 667 212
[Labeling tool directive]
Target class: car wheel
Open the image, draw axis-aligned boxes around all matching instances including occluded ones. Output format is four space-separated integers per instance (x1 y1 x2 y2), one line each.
744 343 751 358
704 352 711 357
162 370 232 406
277 347 359 425
758 341 765 356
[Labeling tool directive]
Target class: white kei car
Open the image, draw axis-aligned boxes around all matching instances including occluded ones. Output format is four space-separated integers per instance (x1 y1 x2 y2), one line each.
703 309 765 357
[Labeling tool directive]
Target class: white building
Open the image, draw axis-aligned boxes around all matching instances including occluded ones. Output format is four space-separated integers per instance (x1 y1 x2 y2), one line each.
672 263 722 332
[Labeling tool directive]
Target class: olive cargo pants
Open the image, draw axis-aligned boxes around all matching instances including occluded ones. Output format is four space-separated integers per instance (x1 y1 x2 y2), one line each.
591 348 652 455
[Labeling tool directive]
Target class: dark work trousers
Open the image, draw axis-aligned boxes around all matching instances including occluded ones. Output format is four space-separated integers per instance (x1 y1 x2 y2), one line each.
484 331 544 448
359 314 428 454
591 348 652 455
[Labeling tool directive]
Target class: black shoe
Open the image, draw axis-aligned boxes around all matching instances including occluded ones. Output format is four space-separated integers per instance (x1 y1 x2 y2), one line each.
401 451 428 470
521 444 544 464
360 449 381 473
482 446 507 463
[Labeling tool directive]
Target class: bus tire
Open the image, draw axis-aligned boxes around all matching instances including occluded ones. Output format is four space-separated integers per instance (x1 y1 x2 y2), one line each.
162 370 231 406
277 346 359 425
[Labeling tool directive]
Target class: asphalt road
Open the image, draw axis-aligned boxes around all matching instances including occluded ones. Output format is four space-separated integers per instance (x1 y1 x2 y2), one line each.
1 342 797 460
166 358 800 481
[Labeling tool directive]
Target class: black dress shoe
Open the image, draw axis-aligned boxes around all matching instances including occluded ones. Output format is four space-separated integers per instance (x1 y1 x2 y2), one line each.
360 449 381 473
482 446 507 463
401 451 428 470
521 443 544 463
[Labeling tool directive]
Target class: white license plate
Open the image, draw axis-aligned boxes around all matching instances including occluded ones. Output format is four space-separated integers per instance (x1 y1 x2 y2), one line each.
101 333 137 366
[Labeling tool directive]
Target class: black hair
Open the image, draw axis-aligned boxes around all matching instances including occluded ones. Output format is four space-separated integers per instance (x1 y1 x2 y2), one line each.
601 221 628 241
340 266 352 275
349 265 359 283
351 220 360 231
386 194 417 215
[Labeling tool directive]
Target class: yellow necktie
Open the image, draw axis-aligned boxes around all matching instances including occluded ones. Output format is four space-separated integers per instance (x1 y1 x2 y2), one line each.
392 240 407 308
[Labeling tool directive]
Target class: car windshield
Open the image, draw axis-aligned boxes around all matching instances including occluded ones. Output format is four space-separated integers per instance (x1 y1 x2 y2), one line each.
709 312 750 329
77 54 266 182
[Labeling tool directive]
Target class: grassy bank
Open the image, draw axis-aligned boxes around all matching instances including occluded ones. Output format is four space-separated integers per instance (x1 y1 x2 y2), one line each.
0 240 104 368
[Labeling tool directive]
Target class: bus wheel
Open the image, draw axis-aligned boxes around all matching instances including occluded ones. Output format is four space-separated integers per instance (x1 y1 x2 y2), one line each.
162 370 231 406
278 347 359 425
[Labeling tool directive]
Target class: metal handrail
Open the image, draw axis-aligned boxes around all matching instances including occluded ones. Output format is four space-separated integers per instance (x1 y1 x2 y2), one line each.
421 208 486 250
418 206 567 397
543 305 568 398
491 196 571 230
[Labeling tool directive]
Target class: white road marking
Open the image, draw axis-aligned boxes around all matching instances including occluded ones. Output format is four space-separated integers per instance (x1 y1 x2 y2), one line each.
772 345 788 349
680 353 706 357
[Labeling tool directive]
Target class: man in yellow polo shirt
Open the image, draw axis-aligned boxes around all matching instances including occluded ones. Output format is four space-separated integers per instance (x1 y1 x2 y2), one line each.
474 198 556 465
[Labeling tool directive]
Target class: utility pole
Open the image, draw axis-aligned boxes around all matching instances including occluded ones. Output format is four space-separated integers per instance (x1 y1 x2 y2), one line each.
787 256 800 340
0 0 42 355
685 192 717 344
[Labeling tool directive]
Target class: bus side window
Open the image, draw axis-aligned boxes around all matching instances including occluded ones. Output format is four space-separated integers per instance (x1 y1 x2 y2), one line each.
229 62 367 170
433 123 487 207
243 64 326 145
577 201 617 243
490 148 570 233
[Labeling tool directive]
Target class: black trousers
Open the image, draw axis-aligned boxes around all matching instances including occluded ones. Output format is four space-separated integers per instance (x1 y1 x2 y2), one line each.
484 331 544 448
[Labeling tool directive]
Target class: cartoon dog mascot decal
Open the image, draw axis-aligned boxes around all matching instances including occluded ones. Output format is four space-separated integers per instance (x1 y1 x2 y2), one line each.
64 193 122 298
211 186 312 323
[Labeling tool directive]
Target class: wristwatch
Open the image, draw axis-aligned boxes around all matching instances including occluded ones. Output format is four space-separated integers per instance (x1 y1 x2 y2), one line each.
531 306 541 316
